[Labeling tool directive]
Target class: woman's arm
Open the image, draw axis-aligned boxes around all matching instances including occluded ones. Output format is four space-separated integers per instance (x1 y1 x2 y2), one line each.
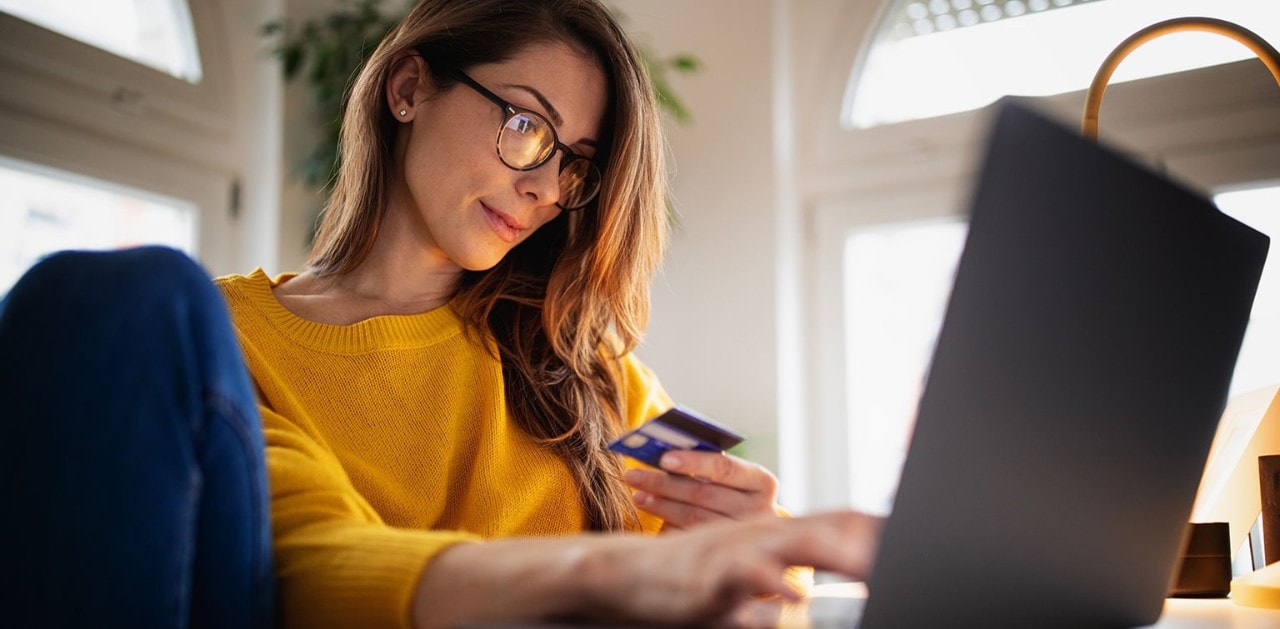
259 405 481 628
412 510 883 628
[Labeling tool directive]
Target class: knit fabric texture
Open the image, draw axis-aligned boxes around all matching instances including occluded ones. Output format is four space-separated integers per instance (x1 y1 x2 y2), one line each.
216 269 670 628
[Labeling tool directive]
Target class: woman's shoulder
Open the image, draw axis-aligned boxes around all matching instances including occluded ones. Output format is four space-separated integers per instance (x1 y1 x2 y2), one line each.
257 271 349 325
216 269 364 327
214 268 287 307
612 350 673 428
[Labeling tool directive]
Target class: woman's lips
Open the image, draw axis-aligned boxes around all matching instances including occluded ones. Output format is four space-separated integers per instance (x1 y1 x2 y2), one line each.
481 202 525 243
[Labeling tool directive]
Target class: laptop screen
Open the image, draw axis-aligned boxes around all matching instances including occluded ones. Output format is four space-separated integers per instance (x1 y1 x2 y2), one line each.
861 101 1268 628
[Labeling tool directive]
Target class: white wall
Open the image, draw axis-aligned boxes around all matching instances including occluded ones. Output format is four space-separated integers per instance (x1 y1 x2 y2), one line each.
610 0 784 473
277 0 336 273
227 0 285 276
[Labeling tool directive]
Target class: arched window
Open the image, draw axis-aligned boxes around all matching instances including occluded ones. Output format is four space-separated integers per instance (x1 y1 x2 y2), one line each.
847 0 1280 128
807 0 1280 515
0 0 202 82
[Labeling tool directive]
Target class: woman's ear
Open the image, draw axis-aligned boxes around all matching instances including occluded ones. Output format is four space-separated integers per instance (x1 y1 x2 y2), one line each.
385 53 431 122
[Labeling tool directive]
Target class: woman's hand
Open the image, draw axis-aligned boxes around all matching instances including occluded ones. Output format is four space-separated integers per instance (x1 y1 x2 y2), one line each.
623 450 780 530
413 510 883 628
575 510 883 624
581 514 880 622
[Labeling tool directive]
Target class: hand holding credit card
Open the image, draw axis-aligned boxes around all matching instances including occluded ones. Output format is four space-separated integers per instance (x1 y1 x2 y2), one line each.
607 407 744 469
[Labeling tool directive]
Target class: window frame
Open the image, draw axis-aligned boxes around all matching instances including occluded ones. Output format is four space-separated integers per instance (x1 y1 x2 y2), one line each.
0 2 245 274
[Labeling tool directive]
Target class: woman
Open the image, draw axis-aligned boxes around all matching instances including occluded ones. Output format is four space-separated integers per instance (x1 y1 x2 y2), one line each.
226 0 866 623
0 0 878 627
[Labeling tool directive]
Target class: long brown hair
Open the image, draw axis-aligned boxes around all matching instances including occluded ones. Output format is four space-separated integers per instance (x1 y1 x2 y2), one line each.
309 0 668 531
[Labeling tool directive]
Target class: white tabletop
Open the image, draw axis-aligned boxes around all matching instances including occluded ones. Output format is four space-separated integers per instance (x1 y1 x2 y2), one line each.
1143 597 1280 628
778 582 1280 628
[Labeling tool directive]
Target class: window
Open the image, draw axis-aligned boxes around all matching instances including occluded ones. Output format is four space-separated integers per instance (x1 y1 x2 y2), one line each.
0 157 196 294
1215 185 1280 398
847 0 1280 128
0 1 274 279
843 219 966 514
0 0 202 82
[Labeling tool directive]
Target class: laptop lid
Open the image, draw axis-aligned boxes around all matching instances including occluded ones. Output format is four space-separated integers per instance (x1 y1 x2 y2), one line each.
860 101 1269 628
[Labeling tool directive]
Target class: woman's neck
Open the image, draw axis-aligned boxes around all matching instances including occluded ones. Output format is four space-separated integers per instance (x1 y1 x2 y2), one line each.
329 207 461 311
273 197 463 323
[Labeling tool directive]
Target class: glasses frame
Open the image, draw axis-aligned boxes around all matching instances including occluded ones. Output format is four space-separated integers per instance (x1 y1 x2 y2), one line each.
423 57 603 210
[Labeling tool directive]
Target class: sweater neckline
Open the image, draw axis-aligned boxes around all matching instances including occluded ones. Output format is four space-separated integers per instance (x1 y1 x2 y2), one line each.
239 268 466 353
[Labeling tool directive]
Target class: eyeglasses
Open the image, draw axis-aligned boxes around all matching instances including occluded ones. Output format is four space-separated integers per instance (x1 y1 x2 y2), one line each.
439 64 603 210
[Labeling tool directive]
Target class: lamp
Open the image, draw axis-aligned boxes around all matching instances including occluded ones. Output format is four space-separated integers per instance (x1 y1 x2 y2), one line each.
1080 16 1280 610
1082 17 1280 141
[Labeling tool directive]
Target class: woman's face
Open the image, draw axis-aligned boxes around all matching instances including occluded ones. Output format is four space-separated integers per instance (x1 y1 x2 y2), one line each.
394 42 609 272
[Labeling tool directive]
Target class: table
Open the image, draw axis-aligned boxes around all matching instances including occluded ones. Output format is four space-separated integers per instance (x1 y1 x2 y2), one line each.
766 582 1280 628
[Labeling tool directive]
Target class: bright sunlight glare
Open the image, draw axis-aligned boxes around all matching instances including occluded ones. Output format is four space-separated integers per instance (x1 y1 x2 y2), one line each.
847 0 1280 128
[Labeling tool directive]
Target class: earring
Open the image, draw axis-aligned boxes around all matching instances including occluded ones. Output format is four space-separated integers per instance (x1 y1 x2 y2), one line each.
399 109 407 117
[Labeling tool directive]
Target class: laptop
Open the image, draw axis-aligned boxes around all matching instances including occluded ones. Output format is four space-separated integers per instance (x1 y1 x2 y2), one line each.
812 100 1269 628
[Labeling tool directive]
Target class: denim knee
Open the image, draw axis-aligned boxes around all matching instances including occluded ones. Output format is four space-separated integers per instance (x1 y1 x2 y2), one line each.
4 246 213 316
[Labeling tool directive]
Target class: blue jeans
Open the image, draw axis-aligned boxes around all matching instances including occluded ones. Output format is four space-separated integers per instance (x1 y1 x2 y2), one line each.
0 247 274 628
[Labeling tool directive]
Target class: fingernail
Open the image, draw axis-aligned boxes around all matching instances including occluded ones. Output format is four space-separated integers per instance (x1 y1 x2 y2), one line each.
632 490 652 506
661 452 684 471
624 469 643 484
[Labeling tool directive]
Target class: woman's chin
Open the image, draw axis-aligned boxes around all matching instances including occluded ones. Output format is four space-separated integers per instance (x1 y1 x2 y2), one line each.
455 250 507 273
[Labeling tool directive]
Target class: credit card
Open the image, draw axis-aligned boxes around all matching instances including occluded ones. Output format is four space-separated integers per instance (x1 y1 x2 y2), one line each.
607 407 744 469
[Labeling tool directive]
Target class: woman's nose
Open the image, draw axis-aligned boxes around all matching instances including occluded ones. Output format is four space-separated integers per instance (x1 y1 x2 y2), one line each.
514 151 563 207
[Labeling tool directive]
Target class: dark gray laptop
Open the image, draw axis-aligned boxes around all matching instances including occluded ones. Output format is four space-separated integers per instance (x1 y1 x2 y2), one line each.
826 101 1269 628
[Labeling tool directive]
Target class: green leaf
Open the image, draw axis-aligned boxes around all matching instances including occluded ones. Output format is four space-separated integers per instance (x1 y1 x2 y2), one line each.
309 46 335 85
671 55 700 72
281 47 303 80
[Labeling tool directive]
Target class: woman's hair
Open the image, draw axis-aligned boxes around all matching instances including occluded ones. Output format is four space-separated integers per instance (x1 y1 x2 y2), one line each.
309 0 668 532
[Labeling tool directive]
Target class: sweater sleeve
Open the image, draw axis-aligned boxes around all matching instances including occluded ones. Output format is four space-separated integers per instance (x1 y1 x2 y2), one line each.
617 352 674 429
260 404 480 629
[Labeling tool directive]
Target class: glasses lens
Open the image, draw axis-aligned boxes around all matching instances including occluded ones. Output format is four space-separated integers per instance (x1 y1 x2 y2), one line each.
497 112 555 168
558 158 602 210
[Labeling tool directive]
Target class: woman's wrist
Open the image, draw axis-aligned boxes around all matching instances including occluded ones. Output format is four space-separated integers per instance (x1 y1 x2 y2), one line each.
568 535 634 616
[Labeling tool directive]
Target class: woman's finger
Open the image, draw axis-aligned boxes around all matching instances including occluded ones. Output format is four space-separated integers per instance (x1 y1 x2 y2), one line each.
659 451 778 495
632 489 732 528
624 468 758 517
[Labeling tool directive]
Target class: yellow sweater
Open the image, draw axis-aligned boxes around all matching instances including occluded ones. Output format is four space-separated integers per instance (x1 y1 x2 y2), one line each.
216 270 670 628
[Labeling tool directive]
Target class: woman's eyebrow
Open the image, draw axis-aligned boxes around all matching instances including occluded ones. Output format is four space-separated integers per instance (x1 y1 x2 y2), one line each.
504 83 599 148
505 84 565 127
